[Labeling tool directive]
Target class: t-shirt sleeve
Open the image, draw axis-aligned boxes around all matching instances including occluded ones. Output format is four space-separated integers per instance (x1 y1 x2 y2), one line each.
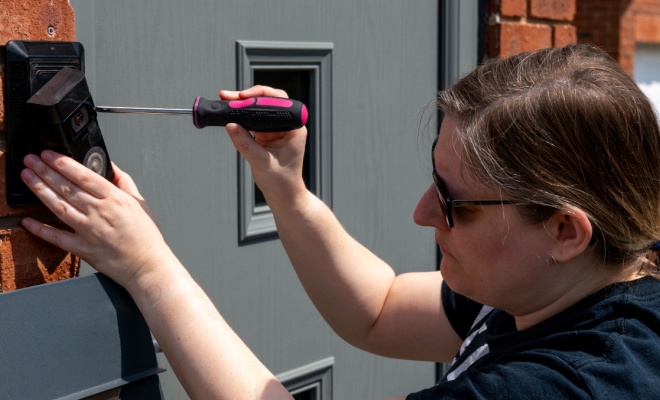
441 280 485 340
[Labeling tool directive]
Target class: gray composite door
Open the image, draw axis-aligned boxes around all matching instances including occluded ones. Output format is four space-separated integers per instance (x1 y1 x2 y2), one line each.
71 1 445 398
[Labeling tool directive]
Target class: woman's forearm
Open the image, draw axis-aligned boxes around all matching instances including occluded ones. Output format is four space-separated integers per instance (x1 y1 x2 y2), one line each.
268 190 397 347
127 248 292 400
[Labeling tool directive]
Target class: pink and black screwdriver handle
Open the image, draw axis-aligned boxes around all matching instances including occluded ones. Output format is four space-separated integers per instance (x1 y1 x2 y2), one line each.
193 96 308 132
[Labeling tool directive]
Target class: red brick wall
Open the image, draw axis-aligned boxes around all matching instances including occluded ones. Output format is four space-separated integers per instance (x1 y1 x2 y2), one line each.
0 0 79 292
485 0 578 59
484 0 660 75
576 0 660 75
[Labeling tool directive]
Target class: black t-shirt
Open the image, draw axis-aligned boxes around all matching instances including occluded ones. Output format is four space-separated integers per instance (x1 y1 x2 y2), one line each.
407 276 660 399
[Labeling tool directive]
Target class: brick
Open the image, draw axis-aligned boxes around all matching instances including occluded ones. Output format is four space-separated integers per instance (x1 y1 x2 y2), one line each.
0 67 3 135
530 0 576 22
501 0 527 17
499 22 553 57
0 0 76 45
486 23 501 59
0 227 79 292
635 14 660 43
573 0 619 52
553 24 577 46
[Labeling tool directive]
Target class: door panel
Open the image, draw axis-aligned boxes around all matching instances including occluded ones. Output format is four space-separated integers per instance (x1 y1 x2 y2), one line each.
71 1 439 398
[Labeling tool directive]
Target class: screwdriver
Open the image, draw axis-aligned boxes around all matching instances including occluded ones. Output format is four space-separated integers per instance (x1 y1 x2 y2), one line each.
96 96 308 132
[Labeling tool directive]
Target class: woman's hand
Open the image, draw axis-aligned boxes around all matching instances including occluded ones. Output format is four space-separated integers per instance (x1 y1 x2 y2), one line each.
20 151 168 289
221 86 309 207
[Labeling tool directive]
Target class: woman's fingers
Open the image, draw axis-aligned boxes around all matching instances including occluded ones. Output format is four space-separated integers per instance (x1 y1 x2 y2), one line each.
45 151 113 199
110 162 161 228
21 217 80 255
111 162 143 199
219 85 289 101
20 166 89 228
25 151 110 201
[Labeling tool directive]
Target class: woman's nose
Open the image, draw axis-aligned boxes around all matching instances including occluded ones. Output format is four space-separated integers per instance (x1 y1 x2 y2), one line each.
413 185 449 230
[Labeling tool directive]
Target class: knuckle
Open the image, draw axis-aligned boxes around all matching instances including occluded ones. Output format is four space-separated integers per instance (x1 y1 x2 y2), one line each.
52 156 68 171
76 169 94 188
34 160 49 175
60 183 73 196
99 195 131 225
235 136 253 153
47 230 62 247
54 200 69 218
29 222 44 236
30 181 47 194
108 192 128 206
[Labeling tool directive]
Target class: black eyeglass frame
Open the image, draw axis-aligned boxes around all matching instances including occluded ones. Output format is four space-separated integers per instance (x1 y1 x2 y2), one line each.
431 138 517 228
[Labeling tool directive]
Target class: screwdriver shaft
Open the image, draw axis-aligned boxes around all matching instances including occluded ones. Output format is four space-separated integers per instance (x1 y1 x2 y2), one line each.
95 96 308 131
96 106 191 115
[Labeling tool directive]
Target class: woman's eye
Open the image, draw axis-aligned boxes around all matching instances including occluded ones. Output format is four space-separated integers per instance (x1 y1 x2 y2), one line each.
452 206 479 220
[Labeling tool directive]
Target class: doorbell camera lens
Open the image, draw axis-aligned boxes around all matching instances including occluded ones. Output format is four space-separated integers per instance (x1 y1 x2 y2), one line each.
71 107 89 133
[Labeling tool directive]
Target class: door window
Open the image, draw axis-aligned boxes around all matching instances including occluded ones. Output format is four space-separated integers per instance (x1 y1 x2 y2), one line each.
236 41 333 244
252 69 314 208
277 357 334 400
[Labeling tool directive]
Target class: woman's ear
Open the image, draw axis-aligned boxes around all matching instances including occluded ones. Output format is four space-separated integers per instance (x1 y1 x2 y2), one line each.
545 206 593 263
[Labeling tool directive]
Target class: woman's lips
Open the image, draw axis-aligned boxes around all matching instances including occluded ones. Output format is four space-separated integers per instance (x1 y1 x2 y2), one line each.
435 235 452 258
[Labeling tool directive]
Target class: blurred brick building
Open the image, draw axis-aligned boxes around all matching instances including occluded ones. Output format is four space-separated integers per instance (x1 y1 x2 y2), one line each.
484 0 660 110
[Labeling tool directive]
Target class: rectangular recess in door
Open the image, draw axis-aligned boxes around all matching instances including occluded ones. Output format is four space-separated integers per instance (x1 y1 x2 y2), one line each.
236 41 333 244
277 357 334 400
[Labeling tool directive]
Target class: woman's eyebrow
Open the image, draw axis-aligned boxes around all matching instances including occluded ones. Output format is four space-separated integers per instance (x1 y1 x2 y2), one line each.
432 136 474 199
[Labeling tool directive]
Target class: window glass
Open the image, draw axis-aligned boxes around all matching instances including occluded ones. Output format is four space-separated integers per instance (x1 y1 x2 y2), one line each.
292 387 318 400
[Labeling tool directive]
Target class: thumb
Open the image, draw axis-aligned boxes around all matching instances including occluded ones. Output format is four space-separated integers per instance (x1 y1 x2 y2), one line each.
110 162 161 228
111 163 143 199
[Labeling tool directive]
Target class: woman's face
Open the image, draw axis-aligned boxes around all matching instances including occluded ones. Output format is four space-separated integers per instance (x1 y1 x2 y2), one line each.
413 116 557 315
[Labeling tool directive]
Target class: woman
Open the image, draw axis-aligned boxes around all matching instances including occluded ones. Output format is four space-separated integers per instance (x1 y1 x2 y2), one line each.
21 44 660 399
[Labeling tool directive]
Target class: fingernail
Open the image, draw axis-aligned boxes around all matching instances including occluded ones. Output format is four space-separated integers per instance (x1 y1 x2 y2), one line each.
24 154 38 167
41 150 54 161
21 218 33 229
20 168 36 182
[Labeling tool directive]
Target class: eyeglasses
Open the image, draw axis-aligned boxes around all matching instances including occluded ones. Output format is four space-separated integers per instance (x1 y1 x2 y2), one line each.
431 138 517 228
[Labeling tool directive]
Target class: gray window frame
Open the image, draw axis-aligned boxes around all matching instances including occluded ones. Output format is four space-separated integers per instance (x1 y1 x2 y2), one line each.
236 40 333 244
277 357 334 400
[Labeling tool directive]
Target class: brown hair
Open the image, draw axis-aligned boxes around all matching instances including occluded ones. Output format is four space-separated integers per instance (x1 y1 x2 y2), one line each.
437 44 660 276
